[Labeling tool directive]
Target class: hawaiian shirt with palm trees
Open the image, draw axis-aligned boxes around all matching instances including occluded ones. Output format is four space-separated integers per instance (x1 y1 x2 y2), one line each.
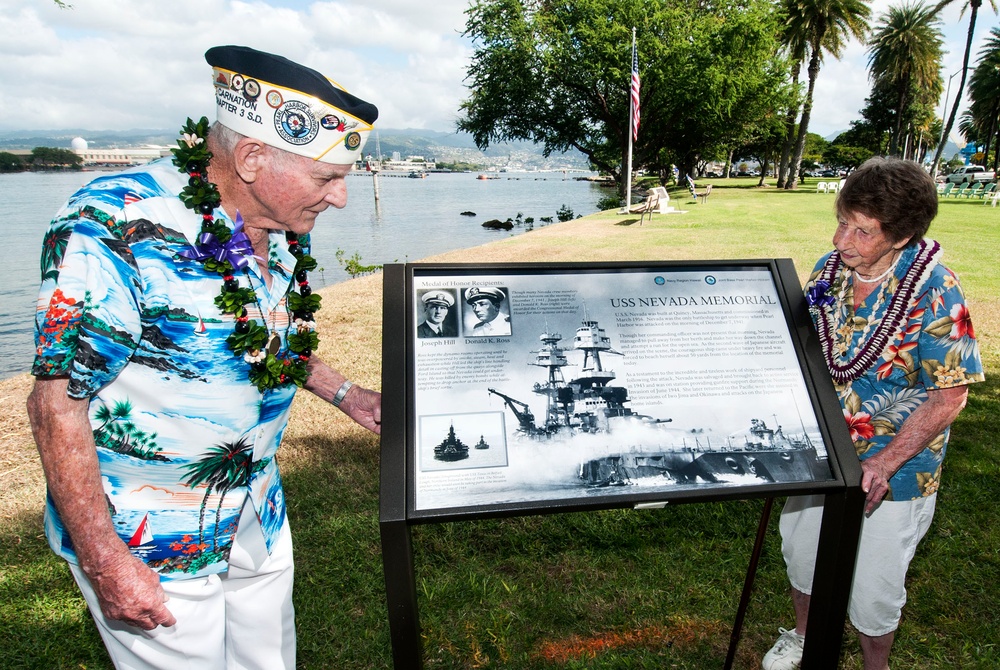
805 241 984 501
33 158 301 580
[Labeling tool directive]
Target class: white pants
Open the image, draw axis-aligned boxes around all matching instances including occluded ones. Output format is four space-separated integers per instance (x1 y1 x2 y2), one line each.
780 493 936 637
70 503 295 669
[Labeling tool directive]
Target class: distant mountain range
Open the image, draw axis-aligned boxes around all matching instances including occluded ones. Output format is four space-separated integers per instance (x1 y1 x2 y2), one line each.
0 127 591 171
2 127 963 170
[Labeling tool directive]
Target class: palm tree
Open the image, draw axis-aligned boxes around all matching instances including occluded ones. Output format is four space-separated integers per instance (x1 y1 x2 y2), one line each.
40 223 72 282
776 0 810 188
181 437 253 550
966 27 1000 170
784 0 871 189
929 0 999 177
867 2 945 157
92 399 161 459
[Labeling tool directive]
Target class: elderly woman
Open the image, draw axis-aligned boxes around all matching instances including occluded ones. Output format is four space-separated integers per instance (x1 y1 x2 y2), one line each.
762 157 984 670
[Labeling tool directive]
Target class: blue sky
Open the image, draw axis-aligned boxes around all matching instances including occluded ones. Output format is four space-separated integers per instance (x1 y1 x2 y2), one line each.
0 0 993 141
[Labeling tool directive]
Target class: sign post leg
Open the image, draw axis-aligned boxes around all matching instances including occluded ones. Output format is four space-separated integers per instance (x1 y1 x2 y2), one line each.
801 488 865 669
381 520 422 669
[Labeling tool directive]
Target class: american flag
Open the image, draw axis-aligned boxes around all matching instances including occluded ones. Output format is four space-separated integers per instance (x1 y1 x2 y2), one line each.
630 42 640 141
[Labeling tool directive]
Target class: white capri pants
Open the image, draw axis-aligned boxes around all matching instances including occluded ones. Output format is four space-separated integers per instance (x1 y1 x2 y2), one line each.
69 502 295 669
780 492 936 637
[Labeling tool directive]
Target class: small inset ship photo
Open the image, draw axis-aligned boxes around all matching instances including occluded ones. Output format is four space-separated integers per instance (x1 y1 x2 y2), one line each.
418 412 509 472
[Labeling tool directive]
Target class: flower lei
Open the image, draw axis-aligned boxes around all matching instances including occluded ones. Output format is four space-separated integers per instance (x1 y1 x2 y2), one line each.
172 117 321 391
806 239 941 384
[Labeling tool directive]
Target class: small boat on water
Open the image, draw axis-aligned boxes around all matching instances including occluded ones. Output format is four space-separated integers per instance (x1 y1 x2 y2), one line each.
127 513 154 548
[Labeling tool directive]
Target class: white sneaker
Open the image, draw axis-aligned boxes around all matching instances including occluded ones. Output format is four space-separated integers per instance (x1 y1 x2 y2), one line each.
762 627 805 670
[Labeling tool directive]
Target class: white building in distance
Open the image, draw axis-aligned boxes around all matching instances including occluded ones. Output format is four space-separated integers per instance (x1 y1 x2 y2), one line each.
70 137 171 166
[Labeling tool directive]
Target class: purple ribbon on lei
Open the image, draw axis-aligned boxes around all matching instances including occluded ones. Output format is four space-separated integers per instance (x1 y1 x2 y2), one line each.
806 280 834 308
179 212 257 270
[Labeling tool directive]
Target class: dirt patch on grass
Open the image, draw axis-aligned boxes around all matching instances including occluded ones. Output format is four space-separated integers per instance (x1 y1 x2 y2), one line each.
0 373 44 522
531 616 728 663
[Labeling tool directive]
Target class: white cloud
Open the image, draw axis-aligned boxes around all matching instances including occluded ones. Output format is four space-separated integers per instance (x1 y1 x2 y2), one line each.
0 0 995 137
0 0 472 132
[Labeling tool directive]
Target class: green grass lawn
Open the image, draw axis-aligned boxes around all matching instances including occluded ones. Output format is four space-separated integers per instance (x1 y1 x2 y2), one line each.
2 178 998 669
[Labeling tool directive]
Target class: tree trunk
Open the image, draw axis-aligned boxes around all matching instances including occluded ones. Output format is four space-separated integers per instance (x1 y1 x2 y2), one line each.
890 83 910 158
786 50 820 190
992 103 1000 173
757 154 768 187
930 0 980 178
983 97 999 170
776 62 803 189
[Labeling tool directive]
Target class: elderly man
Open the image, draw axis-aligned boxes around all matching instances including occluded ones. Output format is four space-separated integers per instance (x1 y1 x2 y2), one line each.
465 286 511 336
27 46 380 668
417 289 457 338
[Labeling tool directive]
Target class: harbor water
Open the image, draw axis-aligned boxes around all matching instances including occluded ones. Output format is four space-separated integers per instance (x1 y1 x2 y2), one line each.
0 168 607 379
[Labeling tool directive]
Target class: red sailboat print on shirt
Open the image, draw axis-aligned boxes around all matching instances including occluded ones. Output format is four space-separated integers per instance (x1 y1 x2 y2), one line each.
127 513 154 548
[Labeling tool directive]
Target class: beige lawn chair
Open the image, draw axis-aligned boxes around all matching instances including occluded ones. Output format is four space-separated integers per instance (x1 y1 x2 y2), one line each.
686 176 712 204
987 185 1000 207
628 191 660 224
628 186 685 223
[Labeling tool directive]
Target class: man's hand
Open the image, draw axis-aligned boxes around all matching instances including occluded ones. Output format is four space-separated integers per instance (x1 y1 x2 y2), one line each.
84 550 176 630
28 378 175 629
338 384 382 434
304 358 382 434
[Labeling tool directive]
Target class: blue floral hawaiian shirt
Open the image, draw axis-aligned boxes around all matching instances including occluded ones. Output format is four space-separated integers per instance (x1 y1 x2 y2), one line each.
33 158 302 579
805 240 984 501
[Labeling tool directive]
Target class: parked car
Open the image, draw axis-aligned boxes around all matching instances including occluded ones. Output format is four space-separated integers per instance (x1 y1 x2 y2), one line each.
945 165 995 184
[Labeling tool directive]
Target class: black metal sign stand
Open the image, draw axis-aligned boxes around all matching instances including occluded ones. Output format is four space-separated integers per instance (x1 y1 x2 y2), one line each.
379 261 864 669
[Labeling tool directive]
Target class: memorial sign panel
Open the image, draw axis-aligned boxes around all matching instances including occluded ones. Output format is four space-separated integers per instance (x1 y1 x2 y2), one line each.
379 261 863 669
399 262 844 519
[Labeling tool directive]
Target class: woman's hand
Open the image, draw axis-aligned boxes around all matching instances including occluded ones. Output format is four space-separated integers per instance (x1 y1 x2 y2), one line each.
860 456 894 514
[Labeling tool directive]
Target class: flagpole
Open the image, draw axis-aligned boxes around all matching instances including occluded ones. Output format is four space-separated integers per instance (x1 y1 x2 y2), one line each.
622 27 636 213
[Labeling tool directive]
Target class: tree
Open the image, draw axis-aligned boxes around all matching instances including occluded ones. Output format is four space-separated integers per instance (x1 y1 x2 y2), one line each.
30 147 82 169
929 0 999 177
459 0 790 195
776 0 810 188
823 142 874 172
181 437 252 551
0 152 25 173
93 399 162 461
867 2 944 157
735 109 789 186
802 132 831 165
783 0 871 189
855 83 900 153
965 27 1000 170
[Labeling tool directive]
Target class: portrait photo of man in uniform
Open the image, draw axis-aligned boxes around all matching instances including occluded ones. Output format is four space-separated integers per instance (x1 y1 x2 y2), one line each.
463 286 511 336
416 289 458 338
